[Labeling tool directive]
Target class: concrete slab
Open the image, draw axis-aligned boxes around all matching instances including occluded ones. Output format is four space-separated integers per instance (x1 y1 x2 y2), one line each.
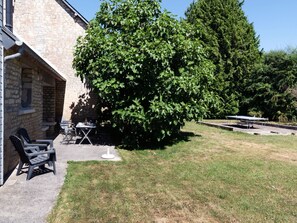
200 121 297 136
0 134 121 223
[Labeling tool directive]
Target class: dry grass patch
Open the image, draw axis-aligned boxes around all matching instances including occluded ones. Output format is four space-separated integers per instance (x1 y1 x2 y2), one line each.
48 122 297 223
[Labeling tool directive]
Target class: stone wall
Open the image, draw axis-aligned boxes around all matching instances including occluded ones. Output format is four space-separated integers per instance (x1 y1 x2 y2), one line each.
43 86 55 122
3 52 57 177
55 80 66 123
3 58 19 177
12 0 98 121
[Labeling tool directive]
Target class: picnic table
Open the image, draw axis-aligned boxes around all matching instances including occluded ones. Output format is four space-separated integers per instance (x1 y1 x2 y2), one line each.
226 115 268 128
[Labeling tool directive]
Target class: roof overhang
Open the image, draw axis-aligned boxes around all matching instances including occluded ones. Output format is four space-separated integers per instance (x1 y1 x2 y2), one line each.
2 27 66 82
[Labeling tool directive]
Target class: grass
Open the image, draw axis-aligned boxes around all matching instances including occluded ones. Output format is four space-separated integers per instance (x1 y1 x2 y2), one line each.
48 122 297 223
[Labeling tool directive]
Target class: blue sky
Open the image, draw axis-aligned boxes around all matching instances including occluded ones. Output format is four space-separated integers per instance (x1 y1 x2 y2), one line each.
67 0 297 52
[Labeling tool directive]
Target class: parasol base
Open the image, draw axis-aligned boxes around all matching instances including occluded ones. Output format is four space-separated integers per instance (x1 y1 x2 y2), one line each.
101 153 115 159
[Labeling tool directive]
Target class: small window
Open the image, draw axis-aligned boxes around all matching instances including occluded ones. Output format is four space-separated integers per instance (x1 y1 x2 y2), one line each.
21 69 33 108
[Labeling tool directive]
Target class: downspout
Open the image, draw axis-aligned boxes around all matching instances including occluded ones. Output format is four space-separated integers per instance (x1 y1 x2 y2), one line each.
4 41 23 61
5 0 13 31
0 46 3 186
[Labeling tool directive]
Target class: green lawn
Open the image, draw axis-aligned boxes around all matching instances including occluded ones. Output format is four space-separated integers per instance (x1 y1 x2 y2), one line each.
48 122 297 223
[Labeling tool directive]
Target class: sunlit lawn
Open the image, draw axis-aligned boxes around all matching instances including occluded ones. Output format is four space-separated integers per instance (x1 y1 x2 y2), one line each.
48 122 297 223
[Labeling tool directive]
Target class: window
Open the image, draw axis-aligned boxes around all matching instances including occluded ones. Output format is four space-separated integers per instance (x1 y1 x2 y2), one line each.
21 69 33 109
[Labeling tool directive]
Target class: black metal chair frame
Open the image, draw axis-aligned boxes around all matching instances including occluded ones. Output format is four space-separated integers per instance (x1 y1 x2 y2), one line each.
60 121 77 144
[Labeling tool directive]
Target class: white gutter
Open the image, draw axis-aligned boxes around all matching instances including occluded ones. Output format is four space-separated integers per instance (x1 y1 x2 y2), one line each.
4 40 23 61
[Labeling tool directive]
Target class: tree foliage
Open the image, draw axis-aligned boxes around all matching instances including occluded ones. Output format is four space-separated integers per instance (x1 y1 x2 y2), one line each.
186 0 261 117
73 0 217 147
245 50 297 121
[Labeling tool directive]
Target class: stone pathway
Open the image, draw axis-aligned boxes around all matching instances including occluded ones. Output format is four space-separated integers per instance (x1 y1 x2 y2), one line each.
0 134 121 223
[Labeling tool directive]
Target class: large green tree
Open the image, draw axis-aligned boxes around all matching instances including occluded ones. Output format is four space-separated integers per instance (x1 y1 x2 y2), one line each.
73 0 217 147
186 0 261 117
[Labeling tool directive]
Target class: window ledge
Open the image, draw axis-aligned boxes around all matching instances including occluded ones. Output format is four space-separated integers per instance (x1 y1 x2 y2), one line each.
41 126 49 131
42 122 56 126
18 108 36 115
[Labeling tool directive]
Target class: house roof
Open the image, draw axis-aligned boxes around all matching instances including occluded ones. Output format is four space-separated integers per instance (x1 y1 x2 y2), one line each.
61 0 89 25
3 27 66 82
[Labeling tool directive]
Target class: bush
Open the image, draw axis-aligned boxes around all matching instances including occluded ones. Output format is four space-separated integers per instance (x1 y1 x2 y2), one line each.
245 50 297 121
73 0 217 147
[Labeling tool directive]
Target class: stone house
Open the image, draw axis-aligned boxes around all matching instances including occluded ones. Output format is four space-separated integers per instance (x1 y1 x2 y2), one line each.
12 0 98 122
2 27 66 184
0 0 97 185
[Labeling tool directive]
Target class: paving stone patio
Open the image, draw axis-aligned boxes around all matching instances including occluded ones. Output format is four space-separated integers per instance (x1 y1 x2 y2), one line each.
0 134 121 223
201 121 297 135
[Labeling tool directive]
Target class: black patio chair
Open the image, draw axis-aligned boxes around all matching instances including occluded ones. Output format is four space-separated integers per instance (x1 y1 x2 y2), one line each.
17 128 53 150
9 135 56 180
60 121 77 144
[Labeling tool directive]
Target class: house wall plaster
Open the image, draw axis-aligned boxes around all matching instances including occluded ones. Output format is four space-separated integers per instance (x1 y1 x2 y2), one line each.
12 0 97 122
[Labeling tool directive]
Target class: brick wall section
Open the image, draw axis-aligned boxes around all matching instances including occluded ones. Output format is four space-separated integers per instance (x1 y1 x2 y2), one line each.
13 0 98 121
55 80 66 123
43 86 55 122
3 58 19 176
4 52 55 177
43 85 56 136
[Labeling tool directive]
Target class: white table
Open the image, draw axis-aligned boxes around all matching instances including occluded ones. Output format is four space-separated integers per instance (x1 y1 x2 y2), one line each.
76 122 96 145
226 115 268 128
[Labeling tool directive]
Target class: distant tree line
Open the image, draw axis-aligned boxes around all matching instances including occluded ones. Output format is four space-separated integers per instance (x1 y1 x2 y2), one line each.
243 49 297 122
186 0 297 122
73 0 297 148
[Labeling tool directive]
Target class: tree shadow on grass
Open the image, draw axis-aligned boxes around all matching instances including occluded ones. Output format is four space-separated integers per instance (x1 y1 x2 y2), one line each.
119 131 202 151
65 122 202 150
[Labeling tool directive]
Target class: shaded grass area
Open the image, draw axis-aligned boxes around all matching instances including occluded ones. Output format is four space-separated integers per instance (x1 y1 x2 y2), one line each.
48 122 297 223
